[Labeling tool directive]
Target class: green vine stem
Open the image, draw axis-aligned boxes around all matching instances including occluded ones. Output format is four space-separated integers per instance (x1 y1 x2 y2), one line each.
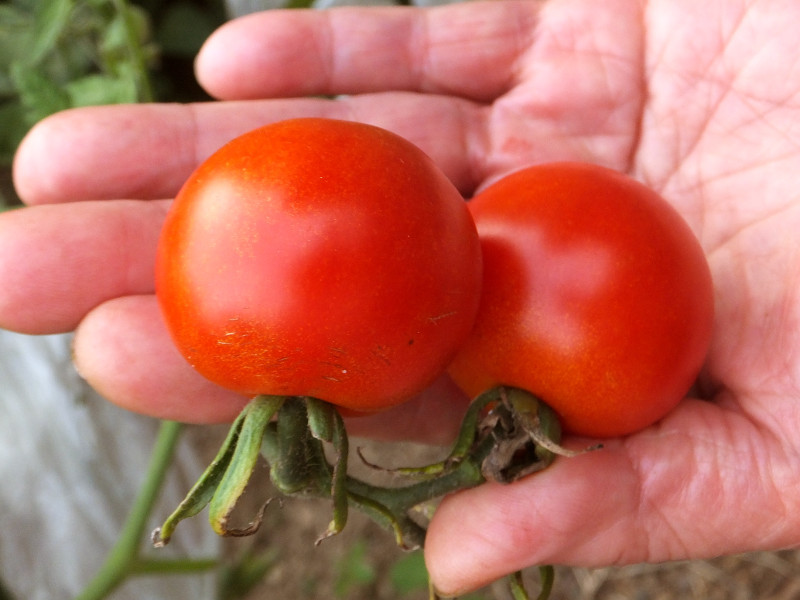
155 388 575 599
508 567 555 600
111 0 155 102
75 420 217 600
0 576 17 600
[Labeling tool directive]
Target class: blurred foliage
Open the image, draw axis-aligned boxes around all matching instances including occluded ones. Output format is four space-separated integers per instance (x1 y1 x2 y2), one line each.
388 550 491 599
0 0 233 208
217 547 280 600
1 0 152 165
334 540 378 598
0 0 230 169
389 551 430 596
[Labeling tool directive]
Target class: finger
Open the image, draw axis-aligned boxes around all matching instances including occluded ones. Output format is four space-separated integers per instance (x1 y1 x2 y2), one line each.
12 100 332 205
195 2 536 102
73 294 250 423
0 200 168 334
426 439 639 594
13 96 482 206
344 374 471 445
424 401 800 595
74 293 472 440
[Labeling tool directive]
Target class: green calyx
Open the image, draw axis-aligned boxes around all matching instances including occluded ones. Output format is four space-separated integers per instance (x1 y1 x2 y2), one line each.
153 386 598 599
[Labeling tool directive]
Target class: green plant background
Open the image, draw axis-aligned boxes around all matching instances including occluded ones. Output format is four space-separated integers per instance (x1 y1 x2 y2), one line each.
0 0 231 208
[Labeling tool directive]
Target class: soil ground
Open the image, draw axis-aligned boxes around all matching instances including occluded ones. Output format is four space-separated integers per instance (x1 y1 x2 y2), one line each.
205 432 800 600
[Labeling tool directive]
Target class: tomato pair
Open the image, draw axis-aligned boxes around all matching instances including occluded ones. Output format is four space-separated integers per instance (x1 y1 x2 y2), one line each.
156 119 714 437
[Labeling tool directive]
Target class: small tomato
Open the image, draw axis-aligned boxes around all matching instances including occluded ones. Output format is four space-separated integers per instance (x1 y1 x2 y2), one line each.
156 118 482 412
448 162 714 438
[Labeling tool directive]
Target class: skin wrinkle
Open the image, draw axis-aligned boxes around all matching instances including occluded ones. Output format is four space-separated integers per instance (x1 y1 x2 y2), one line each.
635 407 800 561
730 425 799 547
710 216 800 398
498 3 541 98
425 1 537 101
406 7 429 94
624 0 649 174
640 11 800 254
319 8 461 98
643 3 795 207
486 482 564 569
551 449 649 565
506 5 643 171
677 83 730 188
694 108 798 200
95 201 162 311
740 386 800 449
638 15 724 191
701 153 800 195
712 0 750 72
539 441 654 567
319 11 342 96
118 109 191 200
119 202 161 297
757 447 799 542
671 426 737 552
714 192 800 256
183 104 204 192
445 101 478 196
623 432 691 563
585 454 652 565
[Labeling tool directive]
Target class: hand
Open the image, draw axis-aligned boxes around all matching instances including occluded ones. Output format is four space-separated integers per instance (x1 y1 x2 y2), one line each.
4 0 800 595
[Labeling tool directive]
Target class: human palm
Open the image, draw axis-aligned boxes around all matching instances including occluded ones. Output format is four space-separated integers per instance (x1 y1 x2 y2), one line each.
3 0 799 595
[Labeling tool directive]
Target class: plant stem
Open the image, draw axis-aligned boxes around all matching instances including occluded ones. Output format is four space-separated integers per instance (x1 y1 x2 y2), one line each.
0 577 17 600
536 566 555 600
132 557 219 576
347 434 493 513
111 0 154 102
74 420 185 600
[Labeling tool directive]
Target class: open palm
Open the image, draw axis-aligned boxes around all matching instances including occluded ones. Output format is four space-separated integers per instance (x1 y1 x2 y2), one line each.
3 0 799 595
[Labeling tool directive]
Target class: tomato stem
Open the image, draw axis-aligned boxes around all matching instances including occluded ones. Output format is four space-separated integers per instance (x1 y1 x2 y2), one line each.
155 387 569 600
0 577 16 600
76 420 218 600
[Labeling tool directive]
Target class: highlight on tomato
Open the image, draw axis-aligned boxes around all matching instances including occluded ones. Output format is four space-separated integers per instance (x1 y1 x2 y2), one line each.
155 118 482 413
448 162 714 438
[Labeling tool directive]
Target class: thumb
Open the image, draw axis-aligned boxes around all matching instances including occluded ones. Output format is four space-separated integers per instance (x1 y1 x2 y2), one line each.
424 439 639 595
423 400 797 595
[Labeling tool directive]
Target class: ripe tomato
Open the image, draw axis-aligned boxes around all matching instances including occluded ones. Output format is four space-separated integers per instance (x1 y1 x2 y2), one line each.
156 118 482 412
448 163 714 438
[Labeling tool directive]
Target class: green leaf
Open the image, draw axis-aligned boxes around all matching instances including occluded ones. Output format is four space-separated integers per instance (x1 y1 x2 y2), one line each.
0 101 29 166
334 541 376 598
10 61 70 123
96 2 157 102
66 73 138 106
209 395 284 537
101 2 155 70
217 548 280 600
0 5 35 78
153 409 249 547
156 1 219 57
389 551 430 596
29 0 74 65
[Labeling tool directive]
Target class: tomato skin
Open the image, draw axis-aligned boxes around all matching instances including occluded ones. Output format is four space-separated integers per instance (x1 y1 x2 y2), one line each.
448 163 714 438
156 118 482 412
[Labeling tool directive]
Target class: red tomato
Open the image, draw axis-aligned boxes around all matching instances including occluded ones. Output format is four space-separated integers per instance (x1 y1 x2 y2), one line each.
156 118 482 412
448 163 714 438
